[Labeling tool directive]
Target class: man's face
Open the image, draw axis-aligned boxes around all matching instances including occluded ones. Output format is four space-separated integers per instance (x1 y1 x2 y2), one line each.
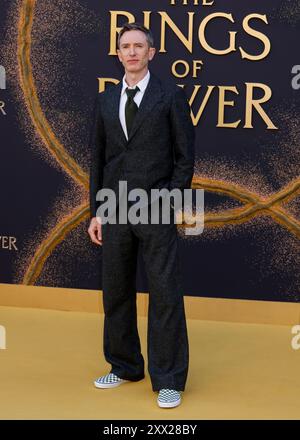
117 29 156 74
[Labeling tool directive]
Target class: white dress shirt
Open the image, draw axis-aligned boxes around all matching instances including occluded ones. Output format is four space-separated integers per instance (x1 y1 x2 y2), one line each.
119 69 150 140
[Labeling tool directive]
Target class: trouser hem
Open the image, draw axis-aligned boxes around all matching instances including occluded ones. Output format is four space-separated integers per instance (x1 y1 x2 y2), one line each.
110 370 145 382
151 383 186 392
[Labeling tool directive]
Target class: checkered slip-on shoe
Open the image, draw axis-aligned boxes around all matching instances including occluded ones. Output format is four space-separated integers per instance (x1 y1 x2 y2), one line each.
157 389 182 408
94 373 128 389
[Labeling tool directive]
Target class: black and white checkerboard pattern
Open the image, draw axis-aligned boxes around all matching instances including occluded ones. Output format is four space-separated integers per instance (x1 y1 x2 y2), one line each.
95 373 123 385
157 389 181 404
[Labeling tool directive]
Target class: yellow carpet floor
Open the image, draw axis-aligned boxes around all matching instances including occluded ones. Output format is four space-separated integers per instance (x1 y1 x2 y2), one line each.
0 305 299 420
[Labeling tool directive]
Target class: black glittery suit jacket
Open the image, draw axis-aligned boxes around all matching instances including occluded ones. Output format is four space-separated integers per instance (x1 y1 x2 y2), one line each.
89 70 195 219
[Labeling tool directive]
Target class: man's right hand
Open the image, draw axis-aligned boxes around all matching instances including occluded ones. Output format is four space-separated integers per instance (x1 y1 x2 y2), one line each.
88 217 102 246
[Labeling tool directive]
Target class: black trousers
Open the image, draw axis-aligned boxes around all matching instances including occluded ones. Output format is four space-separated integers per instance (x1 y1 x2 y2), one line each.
101 202 189 391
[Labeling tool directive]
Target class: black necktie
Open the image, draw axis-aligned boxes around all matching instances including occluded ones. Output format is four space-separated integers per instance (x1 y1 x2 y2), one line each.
125 86 139 137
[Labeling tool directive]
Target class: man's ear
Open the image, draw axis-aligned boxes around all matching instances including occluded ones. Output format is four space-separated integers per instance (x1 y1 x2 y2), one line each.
149 47 156 61
116 49 122 63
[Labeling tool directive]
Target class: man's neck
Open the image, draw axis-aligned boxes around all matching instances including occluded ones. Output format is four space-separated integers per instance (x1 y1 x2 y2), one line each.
125 67 148 88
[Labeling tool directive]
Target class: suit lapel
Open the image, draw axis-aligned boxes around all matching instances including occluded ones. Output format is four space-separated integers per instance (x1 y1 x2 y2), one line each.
110 80 128 146
111 71 163 148
127 72 162 145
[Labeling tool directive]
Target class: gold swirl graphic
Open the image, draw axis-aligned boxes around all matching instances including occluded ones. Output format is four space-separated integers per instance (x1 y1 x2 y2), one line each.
23 204 89 285
17 0 299 285
18 0 89 284
17 0 88 188
179 177 300 238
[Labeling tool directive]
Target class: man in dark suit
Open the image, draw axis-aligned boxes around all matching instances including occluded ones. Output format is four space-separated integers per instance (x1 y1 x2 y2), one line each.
88 22 195 408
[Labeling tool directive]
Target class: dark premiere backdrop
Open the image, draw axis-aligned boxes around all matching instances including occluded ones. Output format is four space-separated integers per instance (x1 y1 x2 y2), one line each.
0 0 299 302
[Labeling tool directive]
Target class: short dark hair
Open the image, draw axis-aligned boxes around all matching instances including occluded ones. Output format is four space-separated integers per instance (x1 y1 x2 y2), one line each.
117 22 154 49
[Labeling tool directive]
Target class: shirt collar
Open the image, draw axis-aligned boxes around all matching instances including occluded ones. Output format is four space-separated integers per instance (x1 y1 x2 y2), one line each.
121 70 150 96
